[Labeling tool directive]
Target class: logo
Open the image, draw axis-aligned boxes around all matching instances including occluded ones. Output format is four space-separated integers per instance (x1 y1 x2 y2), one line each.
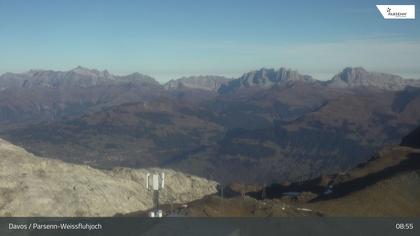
376 5 415 19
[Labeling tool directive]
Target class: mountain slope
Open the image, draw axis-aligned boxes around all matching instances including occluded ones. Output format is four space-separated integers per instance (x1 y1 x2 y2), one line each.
0 66 159 89
3 81 420 184
401 126 420 149
327 67 420 90
241 123 420 216
175 141 420 217
2 67 420 185
306 146 420 216
0 138 217 216
0 67 163 127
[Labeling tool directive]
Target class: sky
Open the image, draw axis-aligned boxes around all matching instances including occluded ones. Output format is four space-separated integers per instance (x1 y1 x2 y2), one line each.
0 0 419 82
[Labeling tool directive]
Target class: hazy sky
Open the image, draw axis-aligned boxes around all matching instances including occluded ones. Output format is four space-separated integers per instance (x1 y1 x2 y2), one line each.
0 0 419 82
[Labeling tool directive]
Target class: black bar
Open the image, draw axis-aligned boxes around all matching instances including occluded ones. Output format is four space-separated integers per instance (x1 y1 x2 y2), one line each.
0 217 419 236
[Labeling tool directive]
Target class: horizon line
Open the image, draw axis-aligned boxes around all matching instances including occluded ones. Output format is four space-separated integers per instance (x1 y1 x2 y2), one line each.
0 66 419 83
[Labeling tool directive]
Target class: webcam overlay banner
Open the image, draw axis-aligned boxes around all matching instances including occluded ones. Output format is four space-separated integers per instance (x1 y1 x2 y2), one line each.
377 5 415 19
1 218 419 236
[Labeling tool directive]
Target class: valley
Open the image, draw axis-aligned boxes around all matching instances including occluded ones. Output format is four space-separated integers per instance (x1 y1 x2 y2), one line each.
0 66 420 217
129 127 420 217
1 67 420 185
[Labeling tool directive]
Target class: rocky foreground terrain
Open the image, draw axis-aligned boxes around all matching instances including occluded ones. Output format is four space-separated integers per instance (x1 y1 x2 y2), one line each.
0 138 217 217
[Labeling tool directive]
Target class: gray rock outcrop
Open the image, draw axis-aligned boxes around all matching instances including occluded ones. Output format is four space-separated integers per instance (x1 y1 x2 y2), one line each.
164 75 231 91
0 139 218 216
327 67 420 91
218 68 314 93
0 66 159 89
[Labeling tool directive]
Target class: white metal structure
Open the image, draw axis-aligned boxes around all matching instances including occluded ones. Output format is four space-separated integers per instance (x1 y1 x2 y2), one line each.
146 172 165 218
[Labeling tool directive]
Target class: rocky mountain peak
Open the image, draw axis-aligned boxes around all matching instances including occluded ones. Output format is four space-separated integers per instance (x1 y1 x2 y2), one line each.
218 67 314 93
69 66 110 78
240 67 313 85
328 67 420 91
72 65 95 72
339 67 368 82
164 75 231 91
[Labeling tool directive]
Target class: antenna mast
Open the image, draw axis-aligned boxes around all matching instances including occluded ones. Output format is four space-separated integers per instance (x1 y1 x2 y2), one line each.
146 172 165 218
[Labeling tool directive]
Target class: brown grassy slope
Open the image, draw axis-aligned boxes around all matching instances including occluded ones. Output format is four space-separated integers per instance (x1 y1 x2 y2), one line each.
305 147 420 216
306 170 420 216
180 147 420 217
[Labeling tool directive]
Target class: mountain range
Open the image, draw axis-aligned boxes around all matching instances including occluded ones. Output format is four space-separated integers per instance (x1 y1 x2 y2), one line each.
1 66 420 185
1 66 419 92
0 66 158 89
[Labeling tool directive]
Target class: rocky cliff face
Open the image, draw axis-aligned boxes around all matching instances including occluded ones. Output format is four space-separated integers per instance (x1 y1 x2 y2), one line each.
0 139 218 217
218 68 314 93
327 67 420 91
164 76 230 91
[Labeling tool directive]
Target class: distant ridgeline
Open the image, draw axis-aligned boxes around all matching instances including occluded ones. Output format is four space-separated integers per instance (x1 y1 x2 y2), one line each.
1 67 420 184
